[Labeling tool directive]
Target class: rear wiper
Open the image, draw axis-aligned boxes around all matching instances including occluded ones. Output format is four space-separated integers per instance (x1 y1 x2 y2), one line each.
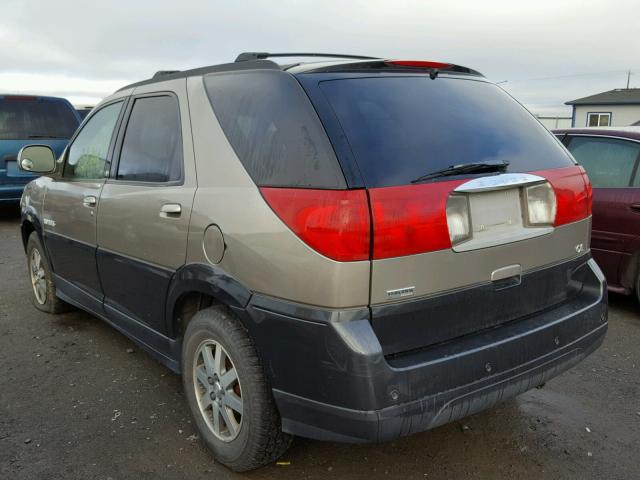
410 160 510 184
28 134 66 139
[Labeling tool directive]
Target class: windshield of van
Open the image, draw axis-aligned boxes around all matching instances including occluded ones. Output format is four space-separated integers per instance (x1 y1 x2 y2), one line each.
319 76 574 187
0 97 79 140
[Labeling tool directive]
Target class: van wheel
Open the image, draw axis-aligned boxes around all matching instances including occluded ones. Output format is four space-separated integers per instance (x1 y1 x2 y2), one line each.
26 232 70 314
182 306 292 472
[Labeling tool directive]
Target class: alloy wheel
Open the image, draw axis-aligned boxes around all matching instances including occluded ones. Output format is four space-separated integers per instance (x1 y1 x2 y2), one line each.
193 339 243 442
29 248 47 305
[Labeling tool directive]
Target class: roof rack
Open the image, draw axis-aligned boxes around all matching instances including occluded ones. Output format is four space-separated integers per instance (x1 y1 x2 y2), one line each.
116 54 482 94
116 59 280 92
152 70 181 78
235 52 379 62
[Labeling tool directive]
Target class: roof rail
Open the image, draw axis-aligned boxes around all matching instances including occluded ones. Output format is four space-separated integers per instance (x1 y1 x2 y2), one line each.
152 70 181 78
116 59 280 93
235 52 379 62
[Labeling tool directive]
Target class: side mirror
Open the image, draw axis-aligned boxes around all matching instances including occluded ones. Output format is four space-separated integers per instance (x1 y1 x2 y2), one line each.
17 145 56 174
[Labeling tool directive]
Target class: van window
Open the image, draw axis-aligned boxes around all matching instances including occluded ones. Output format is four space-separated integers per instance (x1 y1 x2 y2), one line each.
117 96 183 182
204 70 346 188
318 76 574 188
0 97 78 140
566 136 640 188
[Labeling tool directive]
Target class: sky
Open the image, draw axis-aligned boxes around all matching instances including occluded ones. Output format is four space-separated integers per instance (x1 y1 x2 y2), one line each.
0 0 638 116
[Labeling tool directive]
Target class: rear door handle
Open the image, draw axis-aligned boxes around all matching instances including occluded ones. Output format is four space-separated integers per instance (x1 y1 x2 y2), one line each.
630 203 640 213
83 195 97 207
160 203 182 216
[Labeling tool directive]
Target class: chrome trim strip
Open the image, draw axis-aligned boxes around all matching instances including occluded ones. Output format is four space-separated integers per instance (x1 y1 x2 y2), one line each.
560 133 640 145
454 173 546 193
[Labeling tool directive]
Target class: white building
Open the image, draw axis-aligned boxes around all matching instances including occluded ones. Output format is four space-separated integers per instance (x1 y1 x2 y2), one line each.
535 116 572 130
566 88 640 127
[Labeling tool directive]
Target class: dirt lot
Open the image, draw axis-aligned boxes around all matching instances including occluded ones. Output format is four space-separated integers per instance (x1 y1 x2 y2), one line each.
1 205 639 480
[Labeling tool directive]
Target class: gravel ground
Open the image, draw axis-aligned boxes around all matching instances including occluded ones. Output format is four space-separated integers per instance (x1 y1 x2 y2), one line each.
1 205 639 480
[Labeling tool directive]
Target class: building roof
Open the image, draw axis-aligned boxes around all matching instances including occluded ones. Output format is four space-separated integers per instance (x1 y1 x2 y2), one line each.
566 88 640 106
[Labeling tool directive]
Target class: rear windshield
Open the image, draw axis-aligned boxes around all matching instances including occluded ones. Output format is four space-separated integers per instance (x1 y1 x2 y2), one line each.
204 70 346 188
0 98 79 140
319 76 574 187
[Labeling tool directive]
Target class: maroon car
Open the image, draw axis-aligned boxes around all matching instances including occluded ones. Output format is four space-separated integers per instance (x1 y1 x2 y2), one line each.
554 127 640 300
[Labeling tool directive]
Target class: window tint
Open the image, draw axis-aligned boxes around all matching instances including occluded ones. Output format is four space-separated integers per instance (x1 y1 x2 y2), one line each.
0 97 79 140
566 136 640 188
318 77 574 188
65 101 122 179
117 96 182 182
204 71 345 188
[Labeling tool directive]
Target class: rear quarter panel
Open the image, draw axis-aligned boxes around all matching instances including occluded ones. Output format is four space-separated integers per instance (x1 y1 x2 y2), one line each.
184 76 370 308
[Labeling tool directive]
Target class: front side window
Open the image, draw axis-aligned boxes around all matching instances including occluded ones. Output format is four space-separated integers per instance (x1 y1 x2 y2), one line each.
566 136 640 188
116 95 182 183
587 112 611 127
65 101 123 179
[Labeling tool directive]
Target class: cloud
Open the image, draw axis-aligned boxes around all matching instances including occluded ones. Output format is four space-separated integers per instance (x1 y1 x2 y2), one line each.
0 0 638 110
0 72 128 106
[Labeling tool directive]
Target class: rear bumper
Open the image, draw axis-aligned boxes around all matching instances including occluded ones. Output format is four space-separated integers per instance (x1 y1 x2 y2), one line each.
240 256 607 443
0 184 26 202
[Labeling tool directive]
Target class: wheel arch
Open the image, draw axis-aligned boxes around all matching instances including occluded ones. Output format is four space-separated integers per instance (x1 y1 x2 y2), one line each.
165 263 253 339
20 209 44 252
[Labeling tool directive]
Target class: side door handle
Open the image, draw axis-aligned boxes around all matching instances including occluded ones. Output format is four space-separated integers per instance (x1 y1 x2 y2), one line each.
630 203 640 213
160 203 182 217
83 195 97 207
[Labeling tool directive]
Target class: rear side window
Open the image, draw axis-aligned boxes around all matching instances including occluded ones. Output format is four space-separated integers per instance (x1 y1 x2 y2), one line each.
117 95 183 182
0 97 78 140
204 71 345 188
319 77 574 188
566 136 640 188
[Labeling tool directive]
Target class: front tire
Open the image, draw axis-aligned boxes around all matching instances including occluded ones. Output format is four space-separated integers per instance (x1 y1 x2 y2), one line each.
181 306 292 472
26 232 69 314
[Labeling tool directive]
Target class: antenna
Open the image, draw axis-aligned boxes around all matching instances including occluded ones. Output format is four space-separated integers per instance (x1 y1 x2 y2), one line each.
627 70 631 89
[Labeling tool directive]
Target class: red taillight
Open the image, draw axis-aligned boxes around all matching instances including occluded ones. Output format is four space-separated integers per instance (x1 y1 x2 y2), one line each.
261 166 591 263
534 166 592 226
579 165 594 216
260 188 370 262
385 60 453 69
369 180 465 259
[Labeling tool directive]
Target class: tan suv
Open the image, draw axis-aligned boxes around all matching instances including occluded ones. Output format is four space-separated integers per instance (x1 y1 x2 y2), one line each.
18 52 608 471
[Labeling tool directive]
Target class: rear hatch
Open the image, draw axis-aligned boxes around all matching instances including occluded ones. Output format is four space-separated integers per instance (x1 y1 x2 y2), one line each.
0 95 78 188
298 70 593 355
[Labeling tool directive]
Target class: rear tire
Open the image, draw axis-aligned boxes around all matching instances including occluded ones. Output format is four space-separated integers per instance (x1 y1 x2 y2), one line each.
26 232 70 314
181 306 292 472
